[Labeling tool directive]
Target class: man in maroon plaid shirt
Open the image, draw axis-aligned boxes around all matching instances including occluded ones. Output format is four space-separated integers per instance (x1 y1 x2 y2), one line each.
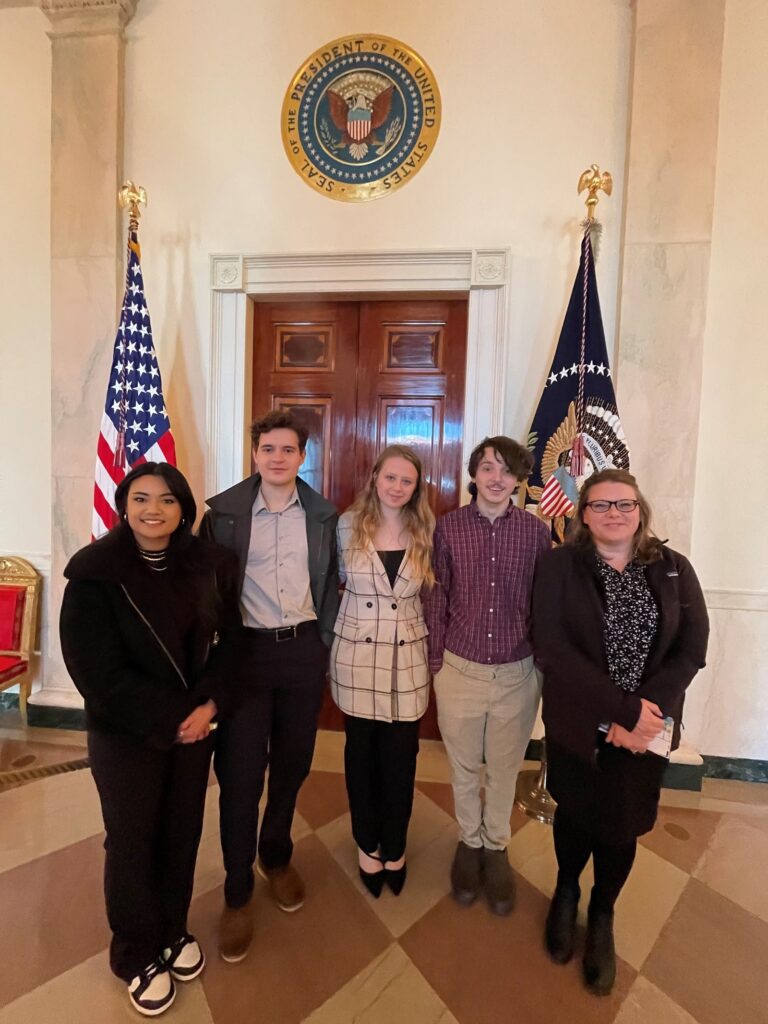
424 436 550 915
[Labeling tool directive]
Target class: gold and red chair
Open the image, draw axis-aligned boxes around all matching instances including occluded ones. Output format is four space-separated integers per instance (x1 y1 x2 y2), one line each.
0 557 41 725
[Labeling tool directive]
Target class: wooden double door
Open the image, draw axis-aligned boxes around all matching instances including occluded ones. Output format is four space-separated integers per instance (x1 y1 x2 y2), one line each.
252 297 469 735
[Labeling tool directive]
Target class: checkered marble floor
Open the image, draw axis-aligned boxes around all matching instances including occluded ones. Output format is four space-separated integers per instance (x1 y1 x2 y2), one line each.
1 722 767 1024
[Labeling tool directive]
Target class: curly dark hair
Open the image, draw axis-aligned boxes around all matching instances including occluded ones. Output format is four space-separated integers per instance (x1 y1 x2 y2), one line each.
467 436 534 497
250 409 309 452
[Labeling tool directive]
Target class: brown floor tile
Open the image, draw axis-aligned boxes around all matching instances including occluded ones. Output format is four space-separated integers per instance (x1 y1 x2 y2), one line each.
400 874 635 1024
639 806 721 874
643 878 768 1024
296 769 351 829
194 834 392 1024
0 833 110 1010
415 779 455 819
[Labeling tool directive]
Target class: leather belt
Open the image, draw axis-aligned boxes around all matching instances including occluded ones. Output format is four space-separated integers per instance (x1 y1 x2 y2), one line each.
246 620 317 642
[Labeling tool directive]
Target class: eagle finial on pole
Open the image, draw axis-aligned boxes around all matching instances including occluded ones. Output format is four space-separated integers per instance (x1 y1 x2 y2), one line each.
118 180 147 230
577 164 613 221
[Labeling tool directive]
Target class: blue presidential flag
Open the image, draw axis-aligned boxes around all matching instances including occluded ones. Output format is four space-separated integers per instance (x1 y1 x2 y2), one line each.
524 225 629 542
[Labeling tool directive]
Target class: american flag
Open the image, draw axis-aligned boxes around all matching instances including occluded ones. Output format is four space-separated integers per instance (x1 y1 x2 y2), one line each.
92 231 176 538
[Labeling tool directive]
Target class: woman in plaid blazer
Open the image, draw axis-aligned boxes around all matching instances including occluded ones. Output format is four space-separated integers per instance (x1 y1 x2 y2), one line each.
330 445 435 898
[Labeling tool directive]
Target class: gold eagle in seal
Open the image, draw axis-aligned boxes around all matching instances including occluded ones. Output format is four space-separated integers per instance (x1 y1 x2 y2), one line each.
326 71 394 160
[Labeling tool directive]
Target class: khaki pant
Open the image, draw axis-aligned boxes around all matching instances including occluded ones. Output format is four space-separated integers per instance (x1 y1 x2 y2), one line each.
435 650 541 850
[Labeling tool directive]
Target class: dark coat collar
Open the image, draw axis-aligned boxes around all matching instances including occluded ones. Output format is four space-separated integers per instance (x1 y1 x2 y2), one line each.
205 473 337 522
64 527 144 583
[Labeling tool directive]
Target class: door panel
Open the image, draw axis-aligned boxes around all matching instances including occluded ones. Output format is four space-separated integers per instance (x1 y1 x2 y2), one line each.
252 302 359 512
357 300 467 519
252 297 468 739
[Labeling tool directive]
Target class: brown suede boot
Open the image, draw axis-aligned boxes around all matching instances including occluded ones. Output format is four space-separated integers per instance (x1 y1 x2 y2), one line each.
218 902 253 963
257 860 306 912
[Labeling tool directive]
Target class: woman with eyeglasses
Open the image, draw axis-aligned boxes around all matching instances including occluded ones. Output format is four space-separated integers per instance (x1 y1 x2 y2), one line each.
532 469 708 996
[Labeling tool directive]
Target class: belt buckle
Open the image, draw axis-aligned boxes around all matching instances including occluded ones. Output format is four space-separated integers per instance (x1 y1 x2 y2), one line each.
275 624 297 642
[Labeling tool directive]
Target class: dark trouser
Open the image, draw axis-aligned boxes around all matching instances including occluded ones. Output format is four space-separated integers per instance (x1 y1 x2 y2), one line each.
343 715 420 863
553 807 637 911
87 729 213 982
214 624 328 908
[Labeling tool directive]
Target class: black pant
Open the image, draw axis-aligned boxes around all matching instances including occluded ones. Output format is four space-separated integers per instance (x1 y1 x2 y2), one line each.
214 625 328 908
553 807 637 911
87 729 213 982
343 715 420 863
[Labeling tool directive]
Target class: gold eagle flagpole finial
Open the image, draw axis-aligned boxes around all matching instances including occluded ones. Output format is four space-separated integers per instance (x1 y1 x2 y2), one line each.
118 180 147 231
577 164 612 221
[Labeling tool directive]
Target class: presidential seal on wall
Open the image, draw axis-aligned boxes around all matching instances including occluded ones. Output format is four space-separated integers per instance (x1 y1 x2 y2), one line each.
281 34 441 202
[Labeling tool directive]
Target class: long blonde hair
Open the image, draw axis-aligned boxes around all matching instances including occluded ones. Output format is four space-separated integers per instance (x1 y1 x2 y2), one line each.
349 445 435 587
567 468 663 564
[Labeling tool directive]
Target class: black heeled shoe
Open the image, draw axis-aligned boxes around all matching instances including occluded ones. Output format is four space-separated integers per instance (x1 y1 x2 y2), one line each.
383 862 407 896
358 852 385 898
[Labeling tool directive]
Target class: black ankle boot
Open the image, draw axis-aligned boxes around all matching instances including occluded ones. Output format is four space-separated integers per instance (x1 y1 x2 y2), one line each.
544 885 580 964
583 901 616 995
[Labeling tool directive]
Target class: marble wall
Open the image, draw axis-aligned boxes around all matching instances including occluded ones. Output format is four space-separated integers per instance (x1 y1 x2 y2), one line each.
45 1 132 704
616 0 725 555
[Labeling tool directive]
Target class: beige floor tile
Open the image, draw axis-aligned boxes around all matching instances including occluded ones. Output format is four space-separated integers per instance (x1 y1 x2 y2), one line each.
311 729 346 773
506 819 688 970
701 777 768 807
0 769 103 873
693 812 768 923
413 739 454 784
303 943 460 1024
316 802 458 938
614 976 701 1024
0 724 87 748
0 949 215 1024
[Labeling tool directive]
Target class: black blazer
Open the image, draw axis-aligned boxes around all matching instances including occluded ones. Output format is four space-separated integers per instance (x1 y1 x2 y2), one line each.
199 474 340 646
532 543 709 762
59 528 241 750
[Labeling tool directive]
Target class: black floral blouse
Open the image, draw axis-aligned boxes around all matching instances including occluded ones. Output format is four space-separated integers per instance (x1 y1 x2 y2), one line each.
596 556 659 692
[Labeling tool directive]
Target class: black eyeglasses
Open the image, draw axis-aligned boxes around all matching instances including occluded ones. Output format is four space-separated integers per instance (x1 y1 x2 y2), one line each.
584 499 640 514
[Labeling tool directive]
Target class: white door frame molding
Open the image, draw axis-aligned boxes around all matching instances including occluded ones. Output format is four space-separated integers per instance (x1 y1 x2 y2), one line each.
207 248 511 497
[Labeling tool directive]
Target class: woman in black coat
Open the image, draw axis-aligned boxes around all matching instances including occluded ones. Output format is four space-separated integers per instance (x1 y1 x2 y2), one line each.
532 468 708 996
60 463 240 1017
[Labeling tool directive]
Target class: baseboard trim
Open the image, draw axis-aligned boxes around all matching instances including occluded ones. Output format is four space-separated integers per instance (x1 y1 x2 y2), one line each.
522 740 767 790
0 694 86 731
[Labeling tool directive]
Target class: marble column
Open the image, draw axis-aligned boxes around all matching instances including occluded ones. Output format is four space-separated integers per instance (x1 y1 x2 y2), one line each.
616 0 725 553
37 0 138 707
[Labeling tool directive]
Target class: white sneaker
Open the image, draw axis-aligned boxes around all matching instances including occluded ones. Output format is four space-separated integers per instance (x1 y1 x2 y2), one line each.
128 959 175 1017
162 933 205 981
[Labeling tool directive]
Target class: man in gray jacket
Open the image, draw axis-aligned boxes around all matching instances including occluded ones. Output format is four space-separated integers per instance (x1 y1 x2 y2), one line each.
200 409 339 963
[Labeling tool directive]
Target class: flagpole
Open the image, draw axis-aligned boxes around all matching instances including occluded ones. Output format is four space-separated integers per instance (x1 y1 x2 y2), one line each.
515 165 613 826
